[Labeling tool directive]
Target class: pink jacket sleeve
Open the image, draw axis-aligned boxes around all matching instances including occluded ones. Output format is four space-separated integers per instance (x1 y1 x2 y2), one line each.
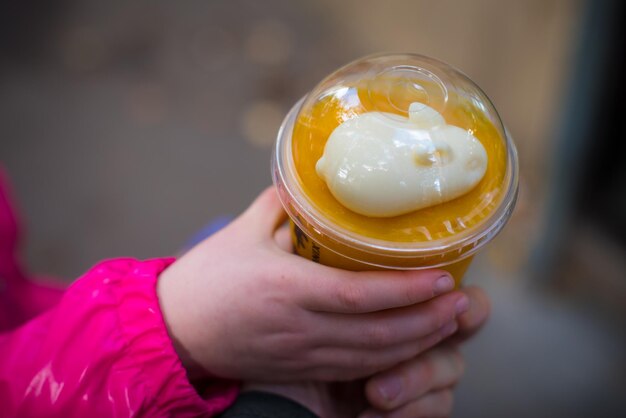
0 258 239 417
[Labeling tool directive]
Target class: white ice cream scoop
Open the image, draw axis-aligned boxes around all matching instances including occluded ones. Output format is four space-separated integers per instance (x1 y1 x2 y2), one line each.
315 103 488 217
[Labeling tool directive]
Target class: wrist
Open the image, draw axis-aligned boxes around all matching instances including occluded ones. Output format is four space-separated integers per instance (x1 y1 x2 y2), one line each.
156 262 206 380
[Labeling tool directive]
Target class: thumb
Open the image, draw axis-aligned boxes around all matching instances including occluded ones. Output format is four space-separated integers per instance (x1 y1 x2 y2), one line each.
239 186 288 239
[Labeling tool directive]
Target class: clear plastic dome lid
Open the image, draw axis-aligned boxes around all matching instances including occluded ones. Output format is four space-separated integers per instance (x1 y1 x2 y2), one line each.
286 53 516 245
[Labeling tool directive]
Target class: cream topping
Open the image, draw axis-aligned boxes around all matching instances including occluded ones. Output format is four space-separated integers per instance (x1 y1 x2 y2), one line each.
315 103 488 217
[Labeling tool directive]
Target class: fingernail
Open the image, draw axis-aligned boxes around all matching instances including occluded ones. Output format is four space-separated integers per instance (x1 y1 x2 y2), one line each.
434 275 454 295
455 295 470 314
376 375 402 402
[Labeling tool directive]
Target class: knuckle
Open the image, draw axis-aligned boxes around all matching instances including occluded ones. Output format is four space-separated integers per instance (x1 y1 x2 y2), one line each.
404 280 429 305
337 283 367 312
264 305 300 334
277 310 300 331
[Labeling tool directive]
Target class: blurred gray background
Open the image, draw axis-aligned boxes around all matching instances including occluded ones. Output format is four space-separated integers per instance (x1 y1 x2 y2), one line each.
1 0 625 417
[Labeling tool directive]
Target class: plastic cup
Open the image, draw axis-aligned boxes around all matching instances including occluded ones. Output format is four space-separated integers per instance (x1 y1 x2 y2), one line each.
272 54 518 285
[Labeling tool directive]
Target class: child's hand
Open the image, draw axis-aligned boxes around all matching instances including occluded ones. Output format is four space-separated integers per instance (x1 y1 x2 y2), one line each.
157 187 470 381
360 286 490 417
243 346 464 418
242 287 490 418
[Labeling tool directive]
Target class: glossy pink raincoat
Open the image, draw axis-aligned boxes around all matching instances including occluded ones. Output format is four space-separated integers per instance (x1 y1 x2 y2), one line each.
0 169 239 416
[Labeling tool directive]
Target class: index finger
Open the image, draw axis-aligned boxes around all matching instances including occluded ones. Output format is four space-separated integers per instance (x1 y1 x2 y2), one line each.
238 186 288 239
294 263 456 314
